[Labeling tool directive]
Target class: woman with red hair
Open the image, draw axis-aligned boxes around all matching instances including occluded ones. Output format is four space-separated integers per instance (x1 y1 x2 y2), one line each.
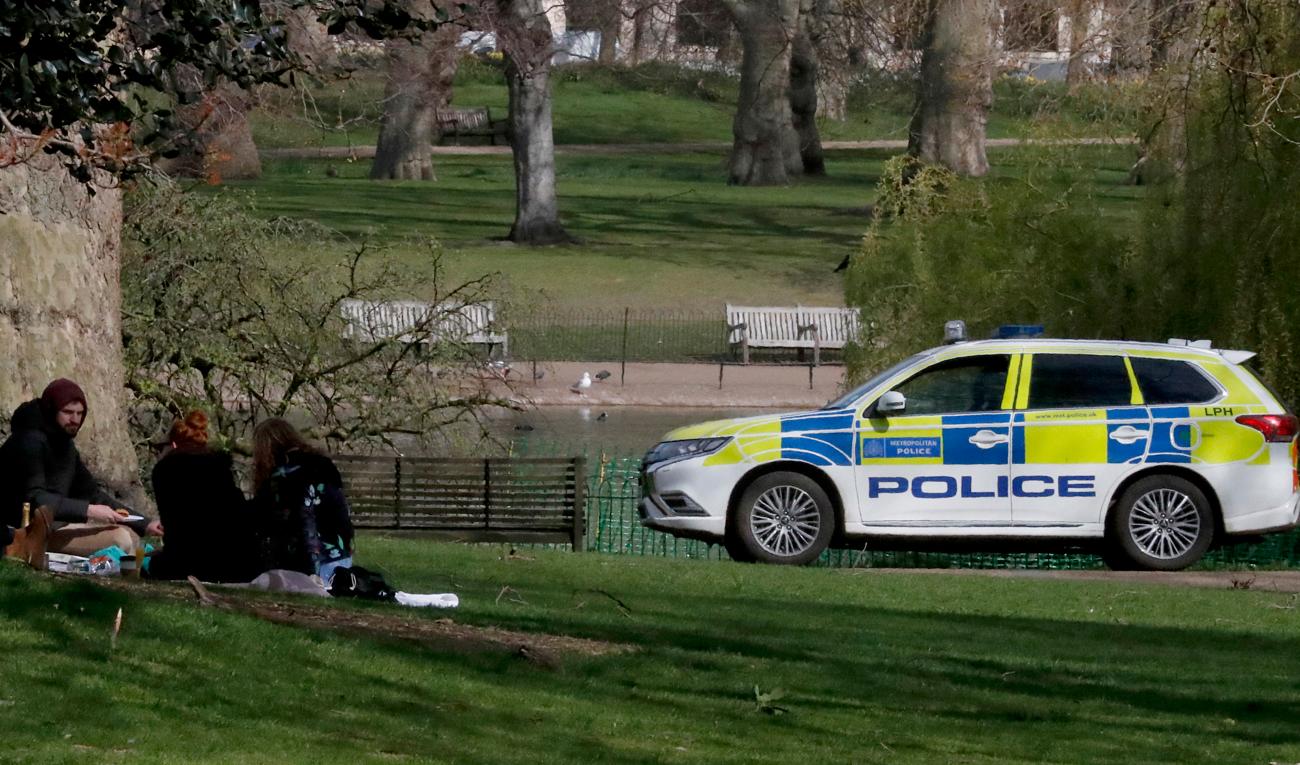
145 410 259 582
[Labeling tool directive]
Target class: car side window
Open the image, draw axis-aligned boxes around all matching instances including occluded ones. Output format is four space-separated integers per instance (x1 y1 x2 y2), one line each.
1130 357 1220 404
891 355 1010 416
1028 354 1131 409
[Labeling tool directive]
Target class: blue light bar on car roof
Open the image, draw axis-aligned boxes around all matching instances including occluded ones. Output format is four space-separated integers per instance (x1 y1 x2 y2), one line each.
993 324 1045 339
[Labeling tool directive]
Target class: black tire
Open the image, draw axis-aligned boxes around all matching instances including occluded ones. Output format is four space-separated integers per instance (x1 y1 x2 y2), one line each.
1106 474 1214 571
723 534 756 563
732 471 835 565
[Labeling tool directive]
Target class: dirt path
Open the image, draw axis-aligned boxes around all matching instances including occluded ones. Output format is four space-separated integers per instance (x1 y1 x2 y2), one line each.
262 137 1136 160
489 360 845 409
849 567 1300 593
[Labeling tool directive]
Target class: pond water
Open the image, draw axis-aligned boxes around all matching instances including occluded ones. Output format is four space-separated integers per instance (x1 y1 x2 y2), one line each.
486 405 792 456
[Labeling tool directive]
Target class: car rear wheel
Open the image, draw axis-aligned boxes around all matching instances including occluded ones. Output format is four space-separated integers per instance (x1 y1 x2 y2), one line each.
1107 475 1214 571
731 472 834 565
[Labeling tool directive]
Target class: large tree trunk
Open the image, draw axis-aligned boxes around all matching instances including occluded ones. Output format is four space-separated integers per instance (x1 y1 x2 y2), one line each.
728 0 803 186
813 0 850 121
908 0 996 177
1064 0 1092 88
498 0 573 244
620 0 676 63
283 4 337 72
370 25 460 181
1130 0 1199 183
158 82 262 182
1105 0 1151 77
0 156 146 510
790 0 827 175
598 5 620 63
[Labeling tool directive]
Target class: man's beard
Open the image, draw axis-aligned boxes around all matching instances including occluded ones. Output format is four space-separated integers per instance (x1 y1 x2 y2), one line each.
62 423 81 437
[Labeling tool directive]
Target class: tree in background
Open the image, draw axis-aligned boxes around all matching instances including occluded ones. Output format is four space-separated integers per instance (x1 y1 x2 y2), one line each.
371 2 462 181
122 185 511 454
1130 0 1200 181
719 0 807 185
0 0 293 505
789 0 828 174
846 2 1300 406
907 0 997 176
489 0 575 243
1132 0 1300 403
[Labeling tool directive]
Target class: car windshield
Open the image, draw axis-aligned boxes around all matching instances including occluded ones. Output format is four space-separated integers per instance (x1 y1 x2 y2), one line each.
822 352 930 410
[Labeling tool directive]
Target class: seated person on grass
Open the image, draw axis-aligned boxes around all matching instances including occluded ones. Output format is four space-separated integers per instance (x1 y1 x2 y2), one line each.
0 379 161 562
251 418 355 585
145 410 260 583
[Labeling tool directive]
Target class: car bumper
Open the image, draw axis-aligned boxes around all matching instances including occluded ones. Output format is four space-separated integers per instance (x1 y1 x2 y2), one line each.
1223 492 1300 536
638 497 726 541
639 459 729 541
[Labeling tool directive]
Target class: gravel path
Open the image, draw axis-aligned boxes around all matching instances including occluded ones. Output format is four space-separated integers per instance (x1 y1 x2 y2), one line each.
489 360 845 409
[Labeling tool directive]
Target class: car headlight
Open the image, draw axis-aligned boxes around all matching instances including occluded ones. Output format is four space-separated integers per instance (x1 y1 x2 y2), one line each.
643 437 732 467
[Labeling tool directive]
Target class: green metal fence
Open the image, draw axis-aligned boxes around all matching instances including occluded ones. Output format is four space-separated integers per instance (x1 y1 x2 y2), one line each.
578 453 1300 570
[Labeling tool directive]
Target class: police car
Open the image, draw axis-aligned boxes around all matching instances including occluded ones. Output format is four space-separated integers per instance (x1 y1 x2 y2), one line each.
640 324 1300 570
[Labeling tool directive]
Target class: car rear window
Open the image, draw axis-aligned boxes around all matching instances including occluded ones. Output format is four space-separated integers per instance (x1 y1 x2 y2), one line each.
1130 357 1221 405
1028 354 1132 408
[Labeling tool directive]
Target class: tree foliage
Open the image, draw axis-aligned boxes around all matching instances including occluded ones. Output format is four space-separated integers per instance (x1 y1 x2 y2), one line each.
846 1 1300 407
0 0 451 179
0 0 293 177
121 182 511 455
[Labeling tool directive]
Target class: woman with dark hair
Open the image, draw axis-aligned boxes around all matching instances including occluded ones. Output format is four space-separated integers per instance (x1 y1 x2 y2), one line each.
251 418 355 583
147 410 260 582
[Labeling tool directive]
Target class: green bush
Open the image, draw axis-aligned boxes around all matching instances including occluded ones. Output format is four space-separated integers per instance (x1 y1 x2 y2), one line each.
844 147 1138 382
846 11 1300 408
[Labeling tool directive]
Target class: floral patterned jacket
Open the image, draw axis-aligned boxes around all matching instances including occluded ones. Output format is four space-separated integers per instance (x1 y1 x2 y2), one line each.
254 450 355 576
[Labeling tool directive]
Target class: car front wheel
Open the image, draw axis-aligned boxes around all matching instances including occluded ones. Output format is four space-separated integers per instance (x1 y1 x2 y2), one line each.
731 472 834 565
1107 475 1214 571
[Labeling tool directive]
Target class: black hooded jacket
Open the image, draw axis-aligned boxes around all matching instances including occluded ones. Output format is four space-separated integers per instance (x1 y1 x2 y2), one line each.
145 449 260 583
0 399 128 528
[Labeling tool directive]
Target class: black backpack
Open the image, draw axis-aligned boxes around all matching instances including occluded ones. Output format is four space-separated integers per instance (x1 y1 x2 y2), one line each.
328 565 395 602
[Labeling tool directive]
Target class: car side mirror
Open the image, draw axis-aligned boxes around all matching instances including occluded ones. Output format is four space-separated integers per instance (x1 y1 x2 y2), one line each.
876 390 906 415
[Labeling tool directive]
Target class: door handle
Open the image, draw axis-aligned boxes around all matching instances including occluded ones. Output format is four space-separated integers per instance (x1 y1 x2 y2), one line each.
968 429 1010 449
1109 425 1150 445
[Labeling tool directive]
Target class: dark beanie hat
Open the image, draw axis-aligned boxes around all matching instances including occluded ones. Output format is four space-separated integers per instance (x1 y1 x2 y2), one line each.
40 378 88 415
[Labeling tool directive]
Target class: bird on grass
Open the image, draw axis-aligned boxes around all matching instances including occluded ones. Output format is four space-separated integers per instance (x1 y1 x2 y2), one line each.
570 372 592 396
593 370 612 382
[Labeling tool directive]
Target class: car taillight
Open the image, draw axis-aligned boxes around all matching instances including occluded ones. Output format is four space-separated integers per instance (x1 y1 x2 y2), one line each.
1235 414 1300 443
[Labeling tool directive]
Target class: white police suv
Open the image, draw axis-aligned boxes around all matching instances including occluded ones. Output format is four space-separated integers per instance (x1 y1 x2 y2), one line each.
640 326 1299 570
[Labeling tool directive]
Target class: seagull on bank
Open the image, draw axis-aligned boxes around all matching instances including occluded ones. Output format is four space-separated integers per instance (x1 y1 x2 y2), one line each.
570 372 592 396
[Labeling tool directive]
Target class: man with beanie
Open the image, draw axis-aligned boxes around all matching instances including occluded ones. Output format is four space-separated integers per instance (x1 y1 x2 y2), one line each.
0 378 161 560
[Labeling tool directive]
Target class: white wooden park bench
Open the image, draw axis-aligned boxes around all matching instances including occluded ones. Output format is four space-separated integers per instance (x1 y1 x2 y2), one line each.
725 304 861 365
339 299 509 357
435 107 509 145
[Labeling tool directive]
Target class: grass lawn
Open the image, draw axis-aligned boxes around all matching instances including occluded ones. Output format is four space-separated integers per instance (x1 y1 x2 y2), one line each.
248 63 1134 150
213 144 1140 314
2 540 1298 763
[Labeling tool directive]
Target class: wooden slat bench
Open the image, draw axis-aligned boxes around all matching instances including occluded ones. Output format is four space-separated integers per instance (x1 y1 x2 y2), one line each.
436 107 509 145
725 304 861 365
339 299 509 357
336 455 586 550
